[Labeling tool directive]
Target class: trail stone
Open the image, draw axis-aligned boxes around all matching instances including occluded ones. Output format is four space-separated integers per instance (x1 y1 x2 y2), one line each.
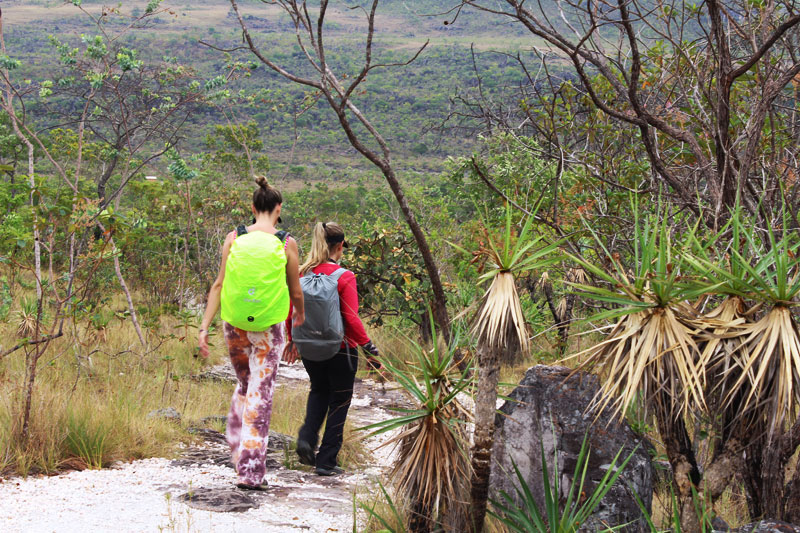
716 521 800 533
146 407 181 422
193 366 237 384
188 427 227 444
267 431 292 453
188 425 291 453
200 415 228 427
490 365 654 532
178 488 258 513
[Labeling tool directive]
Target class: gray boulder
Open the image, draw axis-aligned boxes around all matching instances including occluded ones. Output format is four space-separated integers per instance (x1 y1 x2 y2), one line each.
715 521 800 533
147 407 181 422
178 488 258 512
193 366 237 384
490 365 654 532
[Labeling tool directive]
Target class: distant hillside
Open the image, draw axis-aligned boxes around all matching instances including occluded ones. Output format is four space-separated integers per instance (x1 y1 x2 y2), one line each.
2 0 548 181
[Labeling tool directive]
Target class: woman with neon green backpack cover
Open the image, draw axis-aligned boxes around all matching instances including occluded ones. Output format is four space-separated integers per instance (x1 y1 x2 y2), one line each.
198 176 304 490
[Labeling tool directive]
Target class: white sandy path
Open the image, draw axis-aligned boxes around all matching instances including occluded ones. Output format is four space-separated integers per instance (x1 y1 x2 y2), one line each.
0 363 401 533
0 457 359 533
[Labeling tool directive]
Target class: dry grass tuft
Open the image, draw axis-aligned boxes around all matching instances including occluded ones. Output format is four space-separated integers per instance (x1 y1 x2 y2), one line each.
0 291 231 477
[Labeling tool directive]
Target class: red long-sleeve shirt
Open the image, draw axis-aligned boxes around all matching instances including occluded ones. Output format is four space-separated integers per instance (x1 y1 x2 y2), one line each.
287 262 370 348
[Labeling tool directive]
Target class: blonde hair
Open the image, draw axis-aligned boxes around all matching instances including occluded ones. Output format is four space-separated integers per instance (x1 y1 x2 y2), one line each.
300 221 345 275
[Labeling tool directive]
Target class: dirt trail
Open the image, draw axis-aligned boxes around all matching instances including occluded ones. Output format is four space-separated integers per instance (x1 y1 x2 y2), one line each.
0 362 406 533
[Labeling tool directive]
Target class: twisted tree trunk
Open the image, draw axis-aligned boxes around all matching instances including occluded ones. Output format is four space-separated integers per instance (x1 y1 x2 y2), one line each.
469 346 500 532
656 412 702 531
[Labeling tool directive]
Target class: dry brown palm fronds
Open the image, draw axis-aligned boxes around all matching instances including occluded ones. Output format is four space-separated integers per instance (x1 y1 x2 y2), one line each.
556 297 567 321
722 305 800 437
359 326 472 530
387 403 471 522
567 266 587 286
696 296 752 404
16 310 37 339
471 271 528 363
572 302 706 422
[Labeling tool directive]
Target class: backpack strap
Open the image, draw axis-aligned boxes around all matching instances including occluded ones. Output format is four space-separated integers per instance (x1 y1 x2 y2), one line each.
275 230 288 242
236 225 248 237
329 267 347 281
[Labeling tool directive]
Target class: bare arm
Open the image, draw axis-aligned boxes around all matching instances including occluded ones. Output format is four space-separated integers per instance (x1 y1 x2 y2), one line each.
198 231 235 358
285 236 304 326
281 236 304 364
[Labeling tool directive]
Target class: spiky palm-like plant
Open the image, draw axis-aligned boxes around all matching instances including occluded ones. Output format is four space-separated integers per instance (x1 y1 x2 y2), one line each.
454 203 562 533
570 207 709 423
684 210 757 439
686 208 800 518
361 323 472 532
569 205 711 530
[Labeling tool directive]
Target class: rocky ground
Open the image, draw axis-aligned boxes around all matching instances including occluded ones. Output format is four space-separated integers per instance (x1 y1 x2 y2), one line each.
0 362 407 533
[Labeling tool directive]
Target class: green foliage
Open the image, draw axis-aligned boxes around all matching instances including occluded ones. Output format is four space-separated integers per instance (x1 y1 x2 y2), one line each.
347 224 436 328
490 432 638 532
0 186 31 258
38 80 53 98
687 206 800 305
166 149 197 182
116 48 142 72
0 55 21 70
359 482 407 533
81 34 107 60
48 35 79 66
361 322 472 440
570 199 708 321
203 122 269 181
145 0 162 15
0 277 12 322
204 75 226 92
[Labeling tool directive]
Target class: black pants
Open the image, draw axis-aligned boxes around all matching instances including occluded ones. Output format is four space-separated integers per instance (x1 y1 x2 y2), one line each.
298 348 358 469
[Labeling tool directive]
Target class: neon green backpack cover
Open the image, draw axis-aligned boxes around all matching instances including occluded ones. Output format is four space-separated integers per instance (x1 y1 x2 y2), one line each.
221 230 289 331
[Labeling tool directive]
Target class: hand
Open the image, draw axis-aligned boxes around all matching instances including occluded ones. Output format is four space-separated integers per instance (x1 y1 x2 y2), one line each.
198 329 210 359
282 341 300 364
292 307 305 328
362 340 379 357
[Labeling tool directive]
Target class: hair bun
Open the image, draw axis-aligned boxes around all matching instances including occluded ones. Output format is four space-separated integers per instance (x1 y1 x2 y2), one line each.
254 176 269 189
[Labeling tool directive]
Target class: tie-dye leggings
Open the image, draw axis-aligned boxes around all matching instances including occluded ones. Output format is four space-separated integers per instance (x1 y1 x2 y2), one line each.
223 321 285 486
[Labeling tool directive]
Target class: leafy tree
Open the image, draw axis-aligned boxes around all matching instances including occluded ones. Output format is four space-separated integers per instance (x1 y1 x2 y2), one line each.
347 224 437 334
461 0 800 227
0 2 203 439
204 122 270 181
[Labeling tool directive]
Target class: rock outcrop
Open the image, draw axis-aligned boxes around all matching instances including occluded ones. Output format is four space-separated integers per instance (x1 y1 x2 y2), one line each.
715 521 800 533
178 488 258 513
490 365 654 532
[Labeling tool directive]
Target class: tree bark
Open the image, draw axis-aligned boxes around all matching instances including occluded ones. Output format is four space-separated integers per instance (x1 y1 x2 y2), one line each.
761 440 786 519
469 346 500 533
742 440 765 521
3 110 42 300
408 499 433 533
656 412 703 531
786 465 800 524
20 293 44 440
110 235 146 347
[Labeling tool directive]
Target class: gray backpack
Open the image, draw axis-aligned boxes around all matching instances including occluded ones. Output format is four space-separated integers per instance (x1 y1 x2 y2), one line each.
292 268 347 361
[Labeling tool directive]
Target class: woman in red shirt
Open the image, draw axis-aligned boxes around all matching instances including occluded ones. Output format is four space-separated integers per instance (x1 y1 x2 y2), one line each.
285 221 380 475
